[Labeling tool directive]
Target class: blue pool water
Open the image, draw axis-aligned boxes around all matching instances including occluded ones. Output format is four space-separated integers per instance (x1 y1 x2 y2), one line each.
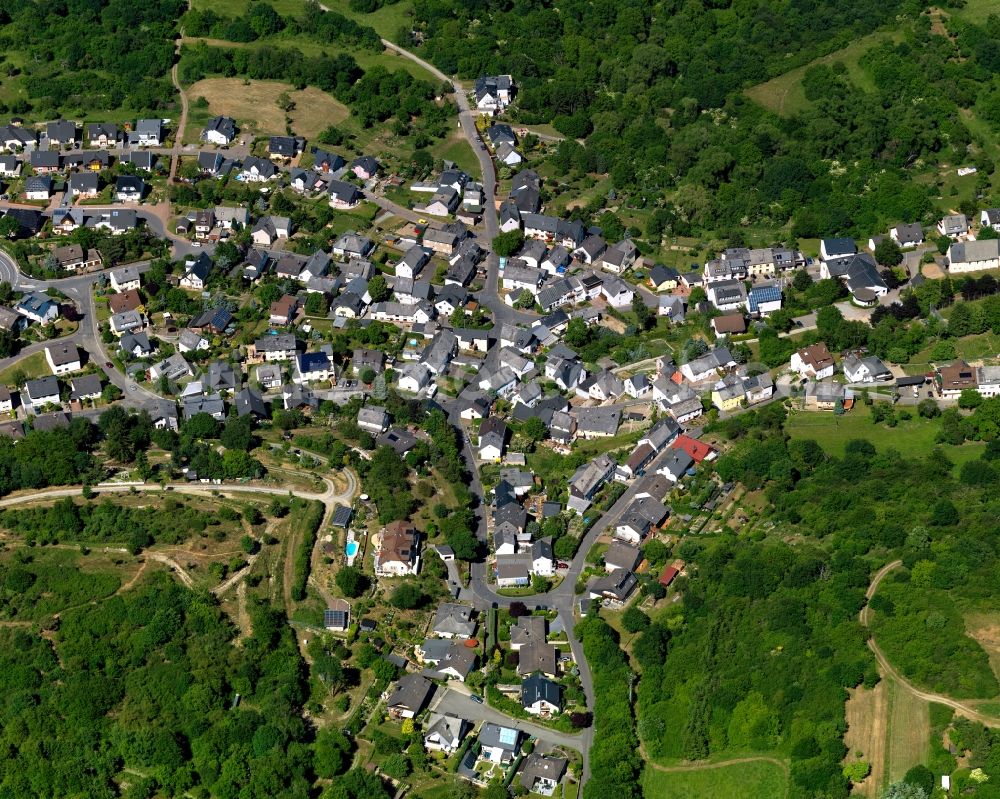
346 541 359 557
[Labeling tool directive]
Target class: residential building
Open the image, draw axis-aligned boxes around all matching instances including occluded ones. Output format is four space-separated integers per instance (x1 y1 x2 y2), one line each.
937 213 970 240
375 520 420 577
423 714 469 755
790 343 835 380
478 723 521 764
521 674 562 716
201 116 237 145
109 264 142 292
45 343 81 375
948 239 1000 274
519 755 567 796
23 376 61 410
386 674 433 719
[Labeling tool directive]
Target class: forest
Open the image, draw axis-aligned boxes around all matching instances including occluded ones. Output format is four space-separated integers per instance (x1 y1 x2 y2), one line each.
634 404 1000 799
0 576 320 798
409 0 1000 238
0 0 185 117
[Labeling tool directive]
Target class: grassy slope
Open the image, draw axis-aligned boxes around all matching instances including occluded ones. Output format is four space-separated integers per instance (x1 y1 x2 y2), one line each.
641 760 788 799
744 30 905 117
784 411 986 470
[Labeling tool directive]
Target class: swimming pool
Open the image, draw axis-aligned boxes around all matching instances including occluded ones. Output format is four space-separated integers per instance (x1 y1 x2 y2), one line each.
346 541 359 558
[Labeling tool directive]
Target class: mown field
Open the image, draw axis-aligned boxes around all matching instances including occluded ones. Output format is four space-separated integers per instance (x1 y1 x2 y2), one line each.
784 411 986 469
641 760 788 799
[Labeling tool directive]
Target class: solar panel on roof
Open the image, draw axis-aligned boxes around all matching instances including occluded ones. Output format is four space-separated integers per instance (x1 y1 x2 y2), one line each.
324 609 347 627
498 727 518 746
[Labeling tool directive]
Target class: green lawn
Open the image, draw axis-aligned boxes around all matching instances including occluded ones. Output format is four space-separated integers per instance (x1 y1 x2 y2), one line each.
0 351 51 387
641 760 788 799
432 131 481 179
785 411 986 470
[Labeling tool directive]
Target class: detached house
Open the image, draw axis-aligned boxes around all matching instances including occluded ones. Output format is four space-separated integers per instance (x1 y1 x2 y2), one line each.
790 343 835 380
86 123 118 148
46 119 77 147
601 240 638 274
521 674 562 716
180 253 213 290
386 674 433 720
131 119 163 147
114 175 145 203
890 222 924 248
424 714 469 755
474 75 514 111
201 116 237 146
45 343 82 375
328 179 362 209
937 214 970 240
251 216 291 247
67 172 100 199
375 520 420 577
478 416 508 462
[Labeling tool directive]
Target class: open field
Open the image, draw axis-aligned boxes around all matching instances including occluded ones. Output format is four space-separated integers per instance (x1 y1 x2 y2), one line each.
187 78 349 139
784 411 987 470
745 30 904 117
0 351 51 386
884 678 930 788
432 129 482 179
641 759 788 799
844 682 889 797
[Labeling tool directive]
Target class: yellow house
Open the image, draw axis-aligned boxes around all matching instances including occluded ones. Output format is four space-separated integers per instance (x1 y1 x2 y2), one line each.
648 263 680 292
711 375 745 412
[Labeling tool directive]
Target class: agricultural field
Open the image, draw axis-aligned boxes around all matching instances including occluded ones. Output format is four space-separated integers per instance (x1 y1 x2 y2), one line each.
640 759 788 799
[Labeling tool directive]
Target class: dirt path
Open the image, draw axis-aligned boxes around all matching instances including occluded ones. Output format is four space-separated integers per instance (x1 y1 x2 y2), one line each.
647 756 790 775
281 520 299 616
235 581 251 642
169 35 190 181
145 553 195 589
862 560 1000 727
115 560 149 595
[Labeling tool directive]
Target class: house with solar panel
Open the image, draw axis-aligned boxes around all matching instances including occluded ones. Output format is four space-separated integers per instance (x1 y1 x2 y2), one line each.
478 723 522 764
324 598 350 631
747 283 782 317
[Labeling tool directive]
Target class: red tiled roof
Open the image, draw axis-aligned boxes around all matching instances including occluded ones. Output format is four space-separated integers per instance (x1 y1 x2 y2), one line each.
671 434 716 463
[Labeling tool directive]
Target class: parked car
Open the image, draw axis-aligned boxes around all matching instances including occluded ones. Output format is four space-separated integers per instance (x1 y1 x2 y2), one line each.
470 694 484 704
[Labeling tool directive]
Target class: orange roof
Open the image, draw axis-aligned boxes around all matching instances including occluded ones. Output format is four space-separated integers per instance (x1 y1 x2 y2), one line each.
671 434 716 463
659 559 686 587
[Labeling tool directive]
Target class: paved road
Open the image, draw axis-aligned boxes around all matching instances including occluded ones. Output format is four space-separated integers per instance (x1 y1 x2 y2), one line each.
431 687 588 754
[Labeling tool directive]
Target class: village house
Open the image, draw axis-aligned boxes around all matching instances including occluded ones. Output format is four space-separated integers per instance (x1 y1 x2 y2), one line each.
423 714 469 755
375 520 420 577
201 116 237 146
790 343 836 380
386 674 433 719
45 343 82 375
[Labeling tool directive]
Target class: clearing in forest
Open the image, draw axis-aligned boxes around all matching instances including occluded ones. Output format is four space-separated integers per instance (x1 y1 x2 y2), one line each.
641 759 788 799
883 677 930 788
187 78 349 139
844 681 889 797
744 30 903 117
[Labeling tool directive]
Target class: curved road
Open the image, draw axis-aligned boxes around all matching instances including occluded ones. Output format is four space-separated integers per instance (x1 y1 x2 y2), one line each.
862 559 1000 727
